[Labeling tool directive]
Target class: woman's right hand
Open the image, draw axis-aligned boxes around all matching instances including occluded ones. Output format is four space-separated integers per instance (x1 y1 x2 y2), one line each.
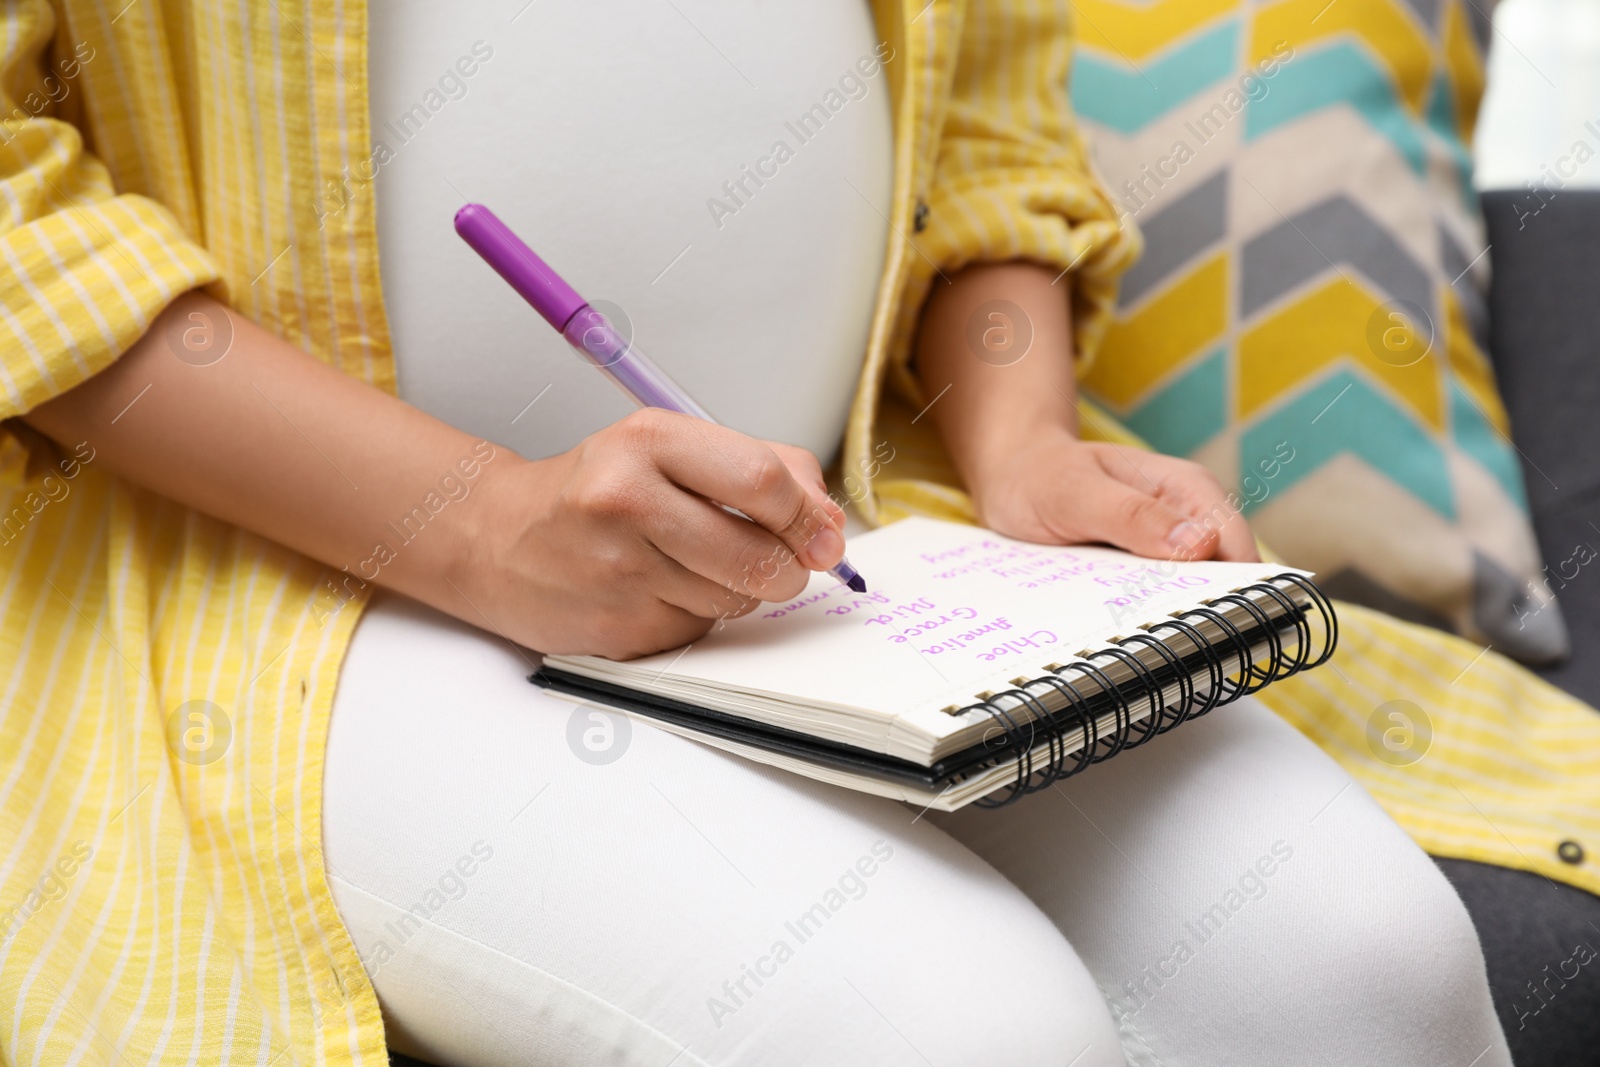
24 294 847 665
461 408 847 659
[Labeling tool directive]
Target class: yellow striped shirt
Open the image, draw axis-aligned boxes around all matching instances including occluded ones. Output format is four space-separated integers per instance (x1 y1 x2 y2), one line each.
1 1 1596 1062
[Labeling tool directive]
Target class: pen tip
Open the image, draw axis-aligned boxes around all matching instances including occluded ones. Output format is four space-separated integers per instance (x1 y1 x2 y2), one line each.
847 575 867 593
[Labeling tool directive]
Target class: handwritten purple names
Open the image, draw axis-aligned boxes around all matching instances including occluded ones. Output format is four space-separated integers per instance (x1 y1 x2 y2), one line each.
921 537 1133 591
844 590 1050 663
762 585 887 620
1093 565 1212 615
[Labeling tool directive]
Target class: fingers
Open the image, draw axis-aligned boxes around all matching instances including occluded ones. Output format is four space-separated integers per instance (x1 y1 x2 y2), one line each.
1211 506 1261 562
560 541 767 659
1143 454 1260 562
767 440 846 535
643 492 815 602
1093 446 1259 562
623 410 845 573
1067 469 1220 560
594 597 719 660
651 557 765 622
574 550 759 659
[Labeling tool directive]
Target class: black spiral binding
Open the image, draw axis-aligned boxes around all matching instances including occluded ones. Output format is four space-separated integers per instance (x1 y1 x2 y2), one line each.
961 574 1337 808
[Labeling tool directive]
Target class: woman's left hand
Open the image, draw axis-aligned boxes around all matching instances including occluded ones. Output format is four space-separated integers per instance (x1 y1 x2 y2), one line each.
914 261 1259 565
966 423 1260 563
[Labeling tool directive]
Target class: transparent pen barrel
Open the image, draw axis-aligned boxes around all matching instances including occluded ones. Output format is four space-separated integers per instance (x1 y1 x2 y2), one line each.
562 307 714 422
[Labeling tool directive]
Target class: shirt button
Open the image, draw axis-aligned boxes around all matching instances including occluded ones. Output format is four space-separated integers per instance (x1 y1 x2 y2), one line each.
1558 840 1585 865
913 199 930 233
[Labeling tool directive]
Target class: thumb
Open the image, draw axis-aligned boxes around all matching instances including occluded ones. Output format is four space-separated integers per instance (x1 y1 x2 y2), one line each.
1070 478 1220 561
767 441 845 535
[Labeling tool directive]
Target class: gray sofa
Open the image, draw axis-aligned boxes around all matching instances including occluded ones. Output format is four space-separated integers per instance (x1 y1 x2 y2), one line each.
1429 188 1600 1066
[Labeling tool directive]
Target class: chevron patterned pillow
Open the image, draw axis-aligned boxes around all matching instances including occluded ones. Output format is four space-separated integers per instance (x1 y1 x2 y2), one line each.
1071 0 1568 663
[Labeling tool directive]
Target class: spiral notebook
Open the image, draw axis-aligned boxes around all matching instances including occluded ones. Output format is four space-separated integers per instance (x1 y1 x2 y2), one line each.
533 517 1337 810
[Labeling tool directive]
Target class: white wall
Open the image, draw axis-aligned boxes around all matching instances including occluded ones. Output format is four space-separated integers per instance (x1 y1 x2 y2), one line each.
1475 0 1600 190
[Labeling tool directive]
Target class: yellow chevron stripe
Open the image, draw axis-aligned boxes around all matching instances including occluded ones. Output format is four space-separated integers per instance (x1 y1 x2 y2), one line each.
1250 0 1433 114
1083 253 1228 408
1237 276 1445 429
1442 0 1486 144
1072 0 1240 61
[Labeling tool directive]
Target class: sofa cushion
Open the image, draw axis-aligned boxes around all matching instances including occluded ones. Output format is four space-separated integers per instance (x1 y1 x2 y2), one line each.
1069 0 1567 664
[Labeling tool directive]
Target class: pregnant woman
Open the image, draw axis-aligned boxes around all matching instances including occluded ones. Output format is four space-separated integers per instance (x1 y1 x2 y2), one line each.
3 2 1514 1065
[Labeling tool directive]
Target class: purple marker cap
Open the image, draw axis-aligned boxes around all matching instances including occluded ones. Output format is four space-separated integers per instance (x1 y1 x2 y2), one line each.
454 203 589 333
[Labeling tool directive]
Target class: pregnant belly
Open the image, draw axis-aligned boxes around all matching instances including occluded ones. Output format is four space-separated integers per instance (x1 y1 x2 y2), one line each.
367 0 894 466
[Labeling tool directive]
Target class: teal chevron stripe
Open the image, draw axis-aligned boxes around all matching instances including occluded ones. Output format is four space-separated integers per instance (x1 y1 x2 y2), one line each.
1239 368 1454 518
1426 72 1478 211
1121 346 1227 457
1450 382 1529 511
1244 42 1427 174
1072 20 1240 134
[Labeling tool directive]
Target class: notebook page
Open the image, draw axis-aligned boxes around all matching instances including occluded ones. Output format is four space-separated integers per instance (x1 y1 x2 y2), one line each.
551 517 1293 736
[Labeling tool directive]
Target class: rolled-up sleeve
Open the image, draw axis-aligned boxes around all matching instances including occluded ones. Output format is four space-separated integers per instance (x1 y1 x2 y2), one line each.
0 0 217 478
886 0 1141 402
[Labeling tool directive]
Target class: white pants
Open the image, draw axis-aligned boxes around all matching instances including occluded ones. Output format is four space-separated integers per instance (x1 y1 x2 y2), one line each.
323 593 1512 1067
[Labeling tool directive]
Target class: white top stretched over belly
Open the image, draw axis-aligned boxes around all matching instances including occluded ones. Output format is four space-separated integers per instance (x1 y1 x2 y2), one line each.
367 1 894 466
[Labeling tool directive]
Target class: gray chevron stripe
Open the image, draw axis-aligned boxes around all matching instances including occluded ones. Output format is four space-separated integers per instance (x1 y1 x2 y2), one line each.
1240 195 1436 329
1395 0 1442 35
1397 0 1491 47
1464 0 1493 53
1438 220 1490 353
1118 171 1229 309
1474 550 1569 664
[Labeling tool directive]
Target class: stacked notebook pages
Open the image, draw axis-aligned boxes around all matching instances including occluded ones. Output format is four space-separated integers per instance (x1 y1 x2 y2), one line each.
534 517 1337 811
